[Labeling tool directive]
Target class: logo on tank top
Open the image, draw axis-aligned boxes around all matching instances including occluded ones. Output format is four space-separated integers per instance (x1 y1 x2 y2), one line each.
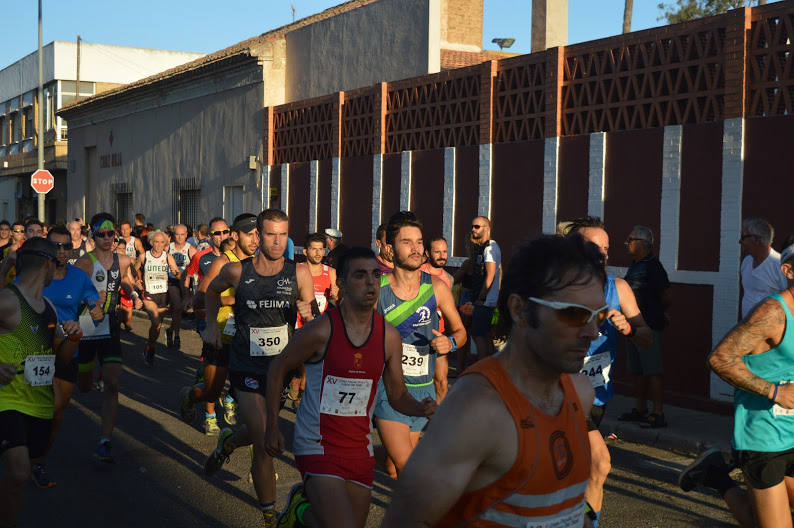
353 352 363 370
244 377 260 390
246 299 289 309
276 276 293 295
549 430 573 480
110 270 119 280
414 306 432 327
30 325 39 333
95 272 105 282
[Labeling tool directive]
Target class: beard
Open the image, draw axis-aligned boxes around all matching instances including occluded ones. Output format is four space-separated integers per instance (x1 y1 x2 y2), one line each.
393 252 422 271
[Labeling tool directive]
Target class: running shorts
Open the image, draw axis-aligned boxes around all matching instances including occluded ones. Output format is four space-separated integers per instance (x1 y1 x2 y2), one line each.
78 333 123 372
201 342 231 368
374 380 435 432
296 454 375 489
54 356 79 384
471 305 495 338
735 447 794 489
0 410 53 459
586 403 607 432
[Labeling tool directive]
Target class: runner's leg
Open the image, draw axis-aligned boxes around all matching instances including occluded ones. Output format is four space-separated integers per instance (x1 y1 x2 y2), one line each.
585 430 611 513
377 419 415 478
303 476 371 528
0 446 31 526
749 481 793 528
100 362 122 440
234 391 276 506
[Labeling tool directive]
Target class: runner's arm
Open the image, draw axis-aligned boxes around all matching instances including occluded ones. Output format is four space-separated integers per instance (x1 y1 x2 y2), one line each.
709 298 788 404
118 255 134 295
452 258 470 285
295 263 319 322
198 255 228 294
382 375 500 527
328 266 339 304
54 314 82 363
477 261 497 304
382 325 437 417
166 254 181 279
204 262 241 348
613 278 653 348
431 277 467 402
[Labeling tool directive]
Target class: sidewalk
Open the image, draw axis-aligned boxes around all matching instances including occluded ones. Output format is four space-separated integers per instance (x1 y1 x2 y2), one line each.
600 394 733 457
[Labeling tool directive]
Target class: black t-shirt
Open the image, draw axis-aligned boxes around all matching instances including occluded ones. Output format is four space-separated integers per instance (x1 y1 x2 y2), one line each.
624 254 670 331
324 244 347 269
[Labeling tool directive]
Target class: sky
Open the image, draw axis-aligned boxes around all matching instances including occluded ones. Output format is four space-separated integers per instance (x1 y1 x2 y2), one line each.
0 1 769 71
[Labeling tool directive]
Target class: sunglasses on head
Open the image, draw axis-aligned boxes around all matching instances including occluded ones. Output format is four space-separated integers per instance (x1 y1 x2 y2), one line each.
528 297 610 327
211 229 230 236
94 230 116 238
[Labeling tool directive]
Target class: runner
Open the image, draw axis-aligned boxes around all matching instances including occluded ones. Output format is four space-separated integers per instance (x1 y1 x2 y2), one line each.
0 237 83 527
374 211 466 479
265 247 437 528
0 220 11 255
117 221 145 332
0 220 45 287
382 234 602 527
140 230 181 366
29 226 102 488
181 216 231 434
200 209 316 526
166 224 196 351
375 224 394 274
567 215 652 527
419 235 454 386
66 220 93 266
74 213 139 463
179 213 259 432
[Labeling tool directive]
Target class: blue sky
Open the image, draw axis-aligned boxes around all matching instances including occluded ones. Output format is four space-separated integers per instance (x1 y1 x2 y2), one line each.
0 1 742 70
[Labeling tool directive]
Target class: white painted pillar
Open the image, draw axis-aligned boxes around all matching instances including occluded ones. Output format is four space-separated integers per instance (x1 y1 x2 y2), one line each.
588 132 606 219
542 136 560 234
280 163 289 214
660 125 682 272
371 154 383 250
330 157 341 230
400 151 412 211
308 160 319 233
478 143 492 218
443 147 456 249
262 165 271 210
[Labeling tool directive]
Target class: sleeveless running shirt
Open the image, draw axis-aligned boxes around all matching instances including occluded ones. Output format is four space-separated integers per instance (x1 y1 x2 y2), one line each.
67 240 88 266
437 357 591 528
0 284 58 419
230 258 298 375
294 308 386 458
218 250 241 344
169 242 191 278
81 253 121 340
143 250 169 296
734 293 794 452
377 272 439 387
296 264 333 328
122 236 138 259
582 274 620 407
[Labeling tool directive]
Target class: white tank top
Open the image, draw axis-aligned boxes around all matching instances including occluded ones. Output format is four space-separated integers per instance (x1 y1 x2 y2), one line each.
144 250 169 295
169 242 191 276
123 237 138 259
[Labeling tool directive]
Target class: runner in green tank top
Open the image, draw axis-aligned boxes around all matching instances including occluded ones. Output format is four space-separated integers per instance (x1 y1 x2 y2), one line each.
0 237 83 527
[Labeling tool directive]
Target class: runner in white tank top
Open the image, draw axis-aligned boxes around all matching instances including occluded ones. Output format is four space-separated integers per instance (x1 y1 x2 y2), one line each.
140 231 180 366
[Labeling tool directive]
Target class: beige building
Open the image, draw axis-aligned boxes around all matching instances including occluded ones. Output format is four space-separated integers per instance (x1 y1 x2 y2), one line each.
0 41 204 222
59 0 508 228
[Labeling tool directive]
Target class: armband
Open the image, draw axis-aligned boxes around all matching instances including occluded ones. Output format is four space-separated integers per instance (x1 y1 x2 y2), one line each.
773 383 780 403
448 336 457 353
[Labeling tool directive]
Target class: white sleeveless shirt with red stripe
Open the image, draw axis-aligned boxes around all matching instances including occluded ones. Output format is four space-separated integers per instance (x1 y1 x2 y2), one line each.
293 307 386 458
296 264 333 328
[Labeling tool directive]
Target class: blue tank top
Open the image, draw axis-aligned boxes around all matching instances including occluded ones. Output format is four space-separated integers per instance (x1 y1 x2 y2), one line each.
733 294 794 452
583 274 620 406
377 272 439 387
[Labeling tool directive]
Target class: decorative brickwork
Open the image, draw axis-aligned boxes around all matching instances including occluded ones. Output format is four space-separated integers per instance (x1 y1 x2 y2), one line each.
747 2 794 117
493 53 549 142
273 94 340 165
341 86 378 157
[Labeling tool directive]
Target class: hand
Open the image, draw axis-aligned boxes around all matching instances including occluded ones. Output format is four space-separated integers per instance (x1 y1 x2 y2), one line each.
430 329 452 355
134 296 143 310
775 383 794 409
135 278 143 290
202 325 222 350
421 397 438 418
62 320 83 340
264 426 285 457
0 363 16 385
607 309 631 336
89 304 104 322
296 298 313 321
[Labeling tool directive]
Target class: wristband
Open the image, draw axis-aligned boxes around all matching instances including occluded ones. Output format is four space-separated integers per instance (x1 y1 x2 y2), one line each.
448 336 457 353
773 383 780 403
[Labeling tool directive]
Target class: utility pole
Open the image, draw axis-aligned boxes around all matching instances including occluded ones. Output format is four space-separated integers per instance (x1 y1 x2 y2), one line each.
37 0 45 222
623 0 633 33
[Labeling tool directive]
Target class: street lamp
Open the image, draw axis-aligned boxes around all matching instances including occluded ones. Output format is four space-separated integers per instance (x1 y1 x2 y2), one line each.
491 38 516 50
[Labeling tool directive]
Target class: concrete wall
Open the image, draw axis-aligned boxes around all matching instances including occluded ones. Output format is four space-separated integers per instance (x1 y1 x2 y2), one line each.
285 0 441 102
64 59 265 228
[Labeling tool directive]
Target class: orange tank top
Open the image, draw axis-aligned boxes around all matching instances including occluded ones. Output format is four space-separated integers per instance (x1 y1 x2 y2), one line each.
437 357 591 528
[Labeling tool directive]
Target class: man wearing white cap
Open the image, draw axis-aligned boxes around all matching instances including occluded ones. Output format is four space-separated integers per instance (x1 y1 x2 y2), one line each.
323 228 346 269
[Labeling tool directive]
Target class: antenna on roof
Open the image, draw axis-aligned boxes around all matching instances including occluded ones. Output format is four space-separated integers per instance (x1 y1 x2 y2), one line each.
291 4 297 22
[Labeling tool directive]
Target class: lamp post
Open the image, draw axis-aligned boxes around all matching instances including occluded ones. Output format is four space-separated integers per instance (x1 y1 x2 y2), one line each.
37 0 45 222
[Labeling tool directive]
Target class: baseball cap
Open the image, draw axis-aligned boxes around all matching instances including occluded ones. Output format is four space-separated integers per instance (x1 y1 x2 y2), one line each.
781 243 794 266
324 228 342 239
232 216 257 233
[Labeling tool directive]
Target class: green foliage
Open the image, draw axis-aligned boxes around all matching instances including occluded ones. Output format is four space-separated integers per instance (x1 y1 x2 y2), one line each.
657 0 759 23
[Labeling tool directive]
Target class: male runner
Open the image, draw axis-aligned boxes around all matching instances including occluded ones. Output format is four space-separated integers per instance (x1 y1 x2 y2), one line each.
265 247 437 528
179 213 259 431
0 220 44 287
383 234 602 527
0 238 83 527
166 224 196 351
117 221 145 331
29 226 102 487
200 209 315 525
375 211 466 478
419 236 454 385
140 230 181 366
66 219 93 266
75 213 139 462
567 216 652 527
323 228 346 269
0 220 11 254
375 224 393 274
4 221 25 257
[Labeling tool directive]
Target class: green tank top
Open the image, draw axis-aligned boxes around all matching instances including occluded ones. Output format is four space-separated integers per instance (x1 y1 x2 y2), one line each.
733 293 794 452
0 284 58 419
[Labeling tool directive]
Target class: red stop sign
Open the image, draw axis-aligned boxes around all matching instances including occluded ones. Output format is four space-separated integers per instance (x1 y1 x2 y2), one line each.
30 169 54 194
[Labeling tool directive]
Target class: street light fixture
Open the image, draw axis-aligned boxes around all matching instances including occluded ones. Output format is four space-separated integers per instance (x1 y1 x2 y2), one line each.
491 38 516 50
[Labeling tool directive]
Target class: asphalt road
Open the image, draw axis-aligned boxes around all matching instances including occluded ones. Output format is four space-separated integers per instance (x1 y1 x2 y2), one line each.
15 315 739 527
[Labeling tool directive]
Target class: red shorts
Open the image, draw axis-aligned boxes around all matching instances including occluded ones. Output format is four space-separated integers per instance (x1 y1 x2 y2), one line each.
119 289 133 308
295 454 375 488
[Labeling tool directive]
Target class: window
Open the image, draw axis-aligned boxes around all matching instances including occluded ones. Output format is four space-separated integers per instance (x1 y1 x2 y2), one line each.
0 116 5 146
224 186 244 223
22 108 33 139
179 190 201 229
116 192 133 226
9 113 19 143
59 81 94 140
45 85 55 131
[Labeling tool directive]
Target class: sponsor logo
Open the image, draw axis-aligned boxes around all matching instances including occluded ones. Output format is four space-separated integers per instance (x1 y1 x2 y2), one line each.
30 325 39 333
244 377 260 390
353 352 363 370
383 303 396 314
110 270 119 279
246 300 258 309
414 306 432 327
549 430 573 480
277 277 292 287
96 273 105 282
66 294 73 299
246 299 291 310
245 279 255 284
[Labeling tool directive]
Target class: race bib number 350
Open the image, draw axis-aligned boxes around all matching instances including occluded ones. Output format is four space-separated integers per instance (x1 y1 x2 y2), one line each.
402 344 430 377
249 325 288 357
320 375 373 416
24 355 55 387
581 351 612 389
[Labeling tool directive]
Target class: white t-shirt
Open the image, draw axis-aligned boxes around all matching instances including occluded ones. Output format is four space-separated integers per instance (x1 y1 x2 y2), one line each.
483 240 502 307
741 249 788 318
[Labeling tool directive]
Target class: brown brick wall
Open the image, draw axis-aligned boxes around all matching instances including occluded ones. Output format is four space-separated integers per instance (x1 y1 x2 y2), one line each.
441 0 483 50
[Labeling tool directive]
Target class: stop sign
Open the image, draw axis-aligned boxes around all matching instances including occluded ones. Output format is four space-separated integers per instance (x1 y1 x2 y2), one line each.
30 169 54 194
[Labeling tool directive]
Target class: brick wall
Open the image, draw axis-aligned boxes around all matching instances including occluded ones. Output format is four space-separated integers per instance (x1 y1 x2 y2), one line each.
441 0 483 51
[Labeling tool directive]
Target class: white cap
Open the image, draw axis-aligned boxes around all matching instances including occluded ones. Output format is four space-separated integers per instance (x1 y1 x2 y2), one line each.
324 228 342 239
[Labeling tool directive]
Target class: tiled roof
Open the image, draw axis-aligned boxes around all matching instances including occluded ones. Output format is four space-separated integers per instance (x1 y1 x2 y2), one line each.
440 48 518 69
59 0 378 115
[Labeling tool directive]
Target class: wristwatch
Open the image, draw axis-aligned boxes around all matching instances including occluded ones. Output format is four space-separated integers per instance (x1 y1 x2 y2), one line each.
448 336 457 353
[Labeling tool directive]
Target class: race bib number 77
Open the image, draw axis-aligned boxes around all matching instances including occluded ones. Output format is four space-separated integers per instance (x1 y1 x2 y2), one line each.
320 375 372 416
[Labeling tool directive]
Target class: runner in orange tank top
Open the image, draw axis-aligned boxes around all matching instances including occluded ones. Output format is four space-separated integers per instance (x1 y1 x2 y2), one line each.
384 234 608 527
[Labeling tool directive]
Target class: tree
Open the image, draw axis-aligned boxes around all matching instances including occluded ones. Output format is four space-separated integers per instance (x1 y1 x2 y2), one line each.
624 0 634 33
657 0 766 24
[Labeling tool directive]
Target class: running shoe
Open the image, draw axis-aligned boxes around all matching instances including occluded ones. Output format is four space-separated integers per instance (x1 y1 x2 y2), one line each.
166 327 174 348
143 344 155 366
263 508 278 527
204 415 220 436
179 386 196 424
220 396 238 426
277 483 309 527
678 448 727 492
204 428 235 476
92 379 105 392
31 463 56 488
94 440 114 463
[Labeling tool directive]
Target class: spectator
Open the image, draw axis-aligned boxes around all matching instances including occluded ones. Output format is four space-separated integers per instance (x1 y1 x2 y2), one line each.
322 228 346 269
740 218 787 319
470 216 501 360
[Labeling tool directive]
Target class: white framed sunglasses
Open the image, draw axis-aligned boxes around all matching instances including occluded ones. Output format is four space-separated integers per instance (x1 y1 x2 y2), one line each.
528 297 610 327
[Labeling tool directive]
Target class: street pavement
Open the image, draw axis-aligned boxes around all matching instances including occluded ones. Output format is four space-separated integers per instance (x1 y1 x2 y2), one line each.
15 314 740 527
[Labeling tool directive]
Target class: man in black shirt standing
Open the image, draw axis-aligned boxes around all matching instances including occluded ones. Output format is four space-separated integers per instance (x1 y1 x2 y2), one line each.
322 228 346 269
620 226 671 428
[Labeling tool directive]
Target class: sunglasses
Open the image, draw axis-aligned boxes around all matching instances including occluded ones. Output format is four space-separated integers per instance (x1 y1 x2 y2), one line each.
52 242 71 250
211 229 230 236
625 237 644 243
94 230 116 238
471 224 483 230
13 229 24 233
528 297 610 327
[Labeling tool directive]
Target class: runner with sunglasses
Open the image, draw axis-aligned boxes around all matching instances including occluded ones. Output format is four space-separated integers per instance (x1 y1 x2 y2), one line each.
383 234 602 527
567 215 652 527
74 213 139 463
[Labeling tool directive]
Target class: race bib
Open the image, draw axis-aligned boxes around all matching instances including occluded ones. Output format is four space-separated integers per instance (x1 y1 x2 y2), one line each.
773 381 794 417
320 375 373 416
249 325 288 357
147 277 168 294
315 293 328 313
522 506 584 528
581 351 612 389
24 355 55 387
223 314 236 336
402 343 429 377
